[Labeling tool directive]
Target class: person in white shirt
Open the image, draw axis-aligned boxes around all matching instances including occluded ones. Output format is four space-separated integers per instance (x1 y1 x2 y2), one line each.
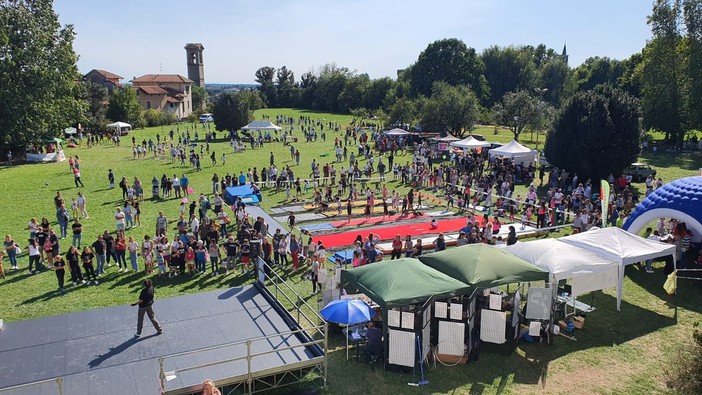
190 215 200 236
115 208 126 232
77 192 88 219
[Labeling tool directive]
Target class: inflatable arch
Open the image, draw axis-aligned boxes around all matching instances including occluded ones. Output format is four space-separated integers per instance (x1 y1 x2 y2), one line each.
623 176 702 242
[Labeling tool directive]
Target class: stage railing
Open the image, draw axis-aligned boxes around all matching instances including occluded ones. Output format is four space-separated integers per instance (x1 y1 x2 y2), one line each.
157 258 328 394
0 377 64 395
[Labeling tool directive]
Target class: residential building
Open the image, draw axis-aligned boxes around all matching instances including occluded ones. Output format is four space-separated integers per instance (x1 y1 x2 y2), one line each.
131 74 194 120
84 69 123 94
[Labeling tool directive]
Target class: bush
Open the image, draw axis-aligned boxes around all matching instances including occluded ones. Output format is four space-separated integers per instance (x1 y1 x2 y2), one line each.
666 329 702 393
143 109 164 127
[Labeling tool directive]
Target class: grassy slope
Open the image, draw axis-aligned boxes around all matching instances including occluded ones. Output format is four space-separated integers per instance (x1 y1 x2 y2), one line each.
0 109 701 394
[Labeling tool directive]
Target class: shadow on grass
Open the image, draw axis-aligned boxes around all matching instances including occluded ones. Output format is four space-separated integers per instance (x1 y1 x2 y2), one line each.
627 262 702 315
641 151 702 171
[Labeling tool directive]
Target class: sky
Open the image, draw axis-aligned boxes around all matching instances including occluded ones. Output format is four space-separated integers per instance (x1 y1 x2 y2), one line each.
54 0 653 84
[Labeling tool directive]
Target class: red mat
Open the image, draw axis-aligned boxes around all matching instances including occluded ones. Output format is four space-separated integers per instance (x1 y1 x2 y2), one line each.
315 217 485 249
330 213 417 228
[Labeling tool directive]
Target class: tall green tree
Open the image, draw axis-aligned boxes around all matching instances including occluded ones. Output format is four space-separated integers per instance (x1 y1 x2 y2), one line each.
683 0 702 130
106 87 143 127
481 45 537 106
0 0 86 147
420 82 480 138
255 66 277 107
337 74 371 113
191 85 207 111
80 81 108 133
545 87 641 180
407 38 489 102
573 57 627 92
538 57 573 107
365 77 394 110
492 90 551 142
212 91 263 131
640 0 684 144
313 64 351 112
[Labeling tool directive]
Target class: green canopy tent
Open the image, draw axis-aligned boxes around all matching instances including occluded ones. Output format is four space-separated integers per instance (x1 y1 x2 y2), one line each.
418 244 549 289
340 258 473 310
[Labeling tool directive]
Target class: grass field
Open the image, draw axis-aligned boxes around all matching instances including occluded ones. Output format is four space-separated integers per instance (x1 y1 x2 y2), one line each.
1 108 701 394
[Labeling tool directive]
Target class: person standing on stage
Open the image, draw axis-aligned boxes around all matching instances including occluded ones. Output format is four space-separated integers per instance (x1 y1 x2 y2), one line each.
131 279 163 337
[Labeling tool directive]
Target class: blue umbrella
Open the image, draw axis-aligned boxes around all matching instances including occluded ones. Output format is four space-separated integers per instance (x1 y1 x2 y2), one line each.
321 299 375 359
320 299 373 325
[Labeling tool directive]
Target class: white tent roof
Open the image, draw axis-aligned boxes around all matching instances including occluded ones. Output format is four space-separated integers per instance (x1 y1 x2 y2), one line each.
450 136 491 149
505 238 619 281
559 227 677 310
559 227 676 266
383 128 410 136
488 139 532 156
106 121 132 129
241 120 282 131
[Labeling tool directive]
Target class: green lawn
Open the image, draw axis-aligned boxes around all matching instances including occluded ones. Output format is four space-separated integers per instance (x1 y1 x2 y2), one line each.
1 108 701 394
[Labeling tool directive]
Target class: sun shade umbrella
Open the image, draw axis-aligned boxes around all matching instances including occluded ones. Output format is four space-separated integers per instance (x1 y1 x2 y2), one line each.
321 299 374 359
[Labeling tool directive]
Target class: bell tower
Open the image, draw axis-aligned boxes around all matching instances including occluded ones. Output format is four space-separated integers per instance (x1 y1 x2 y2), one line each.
185 43 205 87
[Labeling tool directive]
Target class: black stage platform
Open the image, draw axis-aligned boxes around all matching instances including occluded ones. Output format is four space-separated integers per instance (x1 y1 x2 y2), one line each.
0 284 324 395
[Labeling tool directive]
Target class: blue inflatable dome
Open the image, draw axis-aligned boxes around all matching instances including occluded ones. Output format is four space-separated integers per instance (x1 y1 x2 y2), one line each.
623 176 702 241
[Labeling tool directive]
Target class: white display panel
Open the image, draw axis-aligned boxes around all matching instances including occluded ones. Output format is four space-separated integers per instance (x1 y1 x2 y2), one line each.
388 310 401 328
401 312 415 330
525 287 552 320
389 329 415 367
435 301 448 319
438 321 465 356
450 303 463 320
480 309 507 344
489 294 502 310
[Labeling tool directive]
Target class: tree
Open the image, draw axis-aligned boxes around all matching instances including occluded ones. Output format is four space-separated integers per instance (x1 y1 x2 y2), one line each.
420 82 480 138
538 57 573 107
492 90 550 141
683 0 702 130
407 38 489 102
312 64 351 112
106 87 144 127
191 85 207 111
255 66 277 107
573 57 627 92
365 77 394 110
212 91 263 131
387 97 420 127
481 45 537 106
80 81 108 134
545 87 641 181
0 0 86 148
640 0 684 144
299 71 317 109
337 74 371 113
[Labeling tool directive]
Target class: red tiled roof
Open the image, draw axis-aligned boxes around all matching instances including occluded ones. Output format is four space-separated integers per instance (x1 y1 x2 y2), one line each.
131 74 193 84
138 86 168 95
95 69 123 80
165 96 182 103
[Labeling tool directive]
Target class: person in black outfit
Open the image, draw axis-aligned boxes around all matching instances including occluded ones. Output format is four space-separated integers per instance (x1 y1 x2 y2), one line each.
53 254 66 293
131 279 163 337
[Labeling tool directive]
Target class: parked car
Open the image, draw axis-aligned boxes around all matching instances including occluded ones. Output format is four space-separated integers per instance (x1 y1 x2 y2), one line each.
625 162 657 182
470 134 486 141
199 113 214 123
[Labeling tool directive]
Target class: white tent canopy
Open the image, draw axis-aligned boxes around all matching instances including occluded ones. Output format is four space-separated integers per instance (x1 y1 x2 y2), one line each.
383 128 410 136
106 121 132 130
241 120 282 131
488 139 537 165
505 238 619 281
450 136 491 149
559 227 677 310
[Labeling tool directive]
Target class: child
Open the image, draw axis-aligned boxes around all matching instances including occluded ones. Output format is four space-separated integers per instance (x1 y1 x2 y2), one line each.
430 218 439 230
108 169 115 189
156 248 166 277
144 248 154 274
520 210 528 230
185 247 195 275
240 239 251 272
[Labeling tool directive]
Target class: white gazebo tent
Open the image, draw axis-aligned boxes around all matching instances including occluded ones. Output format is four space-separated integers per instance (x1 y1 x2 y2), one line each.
383 128 410 136
488 139 537 166
505 238 620 303
240 120 282 131
450 136 491 149
559 227 677 311
106 121 132 135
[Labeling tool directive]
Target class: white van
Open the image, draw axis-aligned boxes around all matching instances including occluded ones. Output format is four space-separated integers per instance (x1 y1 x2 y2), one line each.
199 113 214 123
